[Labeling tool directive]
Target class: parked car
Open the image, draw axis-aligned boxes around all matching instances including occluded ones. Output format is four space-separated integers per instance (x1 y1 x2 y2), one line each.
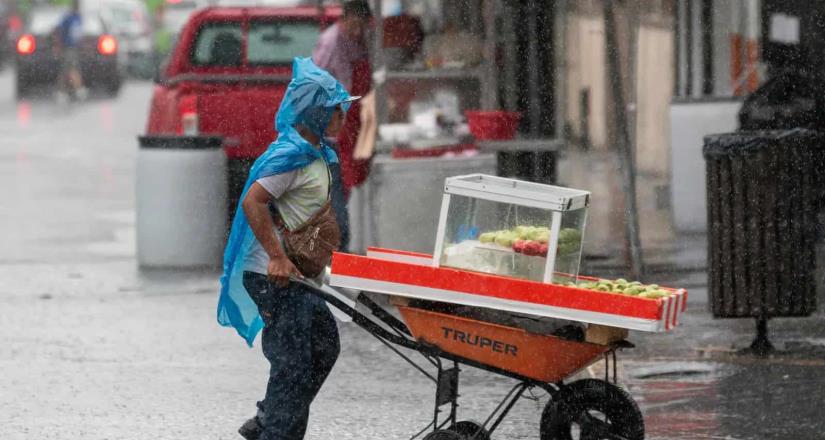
146 6 340 209
93 0 155 78
15 6 122 98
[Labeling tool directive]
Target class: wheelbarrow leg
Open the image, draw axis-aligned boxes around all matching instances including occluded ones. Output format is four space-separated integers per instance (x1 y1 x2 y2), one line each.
432 359 460 431
448 361 460 426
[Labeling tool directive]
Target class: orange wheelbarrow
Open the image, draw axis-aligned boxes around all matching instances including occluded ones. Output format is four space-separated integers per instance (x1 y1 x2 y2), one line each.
299 279 645 440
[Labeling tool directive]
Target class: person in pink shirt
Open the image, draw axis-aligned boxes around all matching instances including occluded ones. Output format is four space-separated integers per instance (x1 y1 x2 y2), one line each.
313 0 372 252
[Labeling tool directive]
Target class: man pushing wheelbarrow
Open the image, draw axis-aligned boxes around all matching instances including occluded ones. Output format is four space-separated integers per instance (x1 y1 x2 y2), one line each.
217 57 359 440
216 58 686 440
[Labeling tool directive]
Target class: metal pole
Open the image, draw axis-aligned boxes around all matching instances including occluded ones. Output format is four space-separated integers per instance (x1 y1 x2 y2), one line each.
500 1 517 112
553 0 567 141
481 0 498 110
603 1 645 278
527 0 541 136
373 0 387 124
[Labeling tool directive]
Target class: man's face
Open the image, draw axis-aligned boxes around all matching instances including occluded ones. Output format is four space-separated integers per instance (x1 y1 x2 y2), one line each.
340 15 368 42
324 106 345 137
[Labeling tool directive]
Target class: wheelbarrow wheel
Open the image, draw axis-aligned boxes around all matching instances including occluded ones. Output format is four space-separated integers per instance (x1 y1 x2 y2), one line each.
449 420 491 440
540 379 644 440
423 429 463 440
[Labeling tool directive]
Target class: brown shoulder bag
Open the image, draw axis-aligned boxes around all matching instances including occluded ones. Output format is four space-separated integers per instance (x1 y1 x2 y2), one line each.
280 201 341 278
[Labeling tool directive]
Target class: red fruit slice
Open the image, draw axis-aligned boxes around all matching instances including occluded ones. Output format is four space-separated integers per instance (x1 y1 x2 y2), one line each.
539 244 549 255
524 241 542 256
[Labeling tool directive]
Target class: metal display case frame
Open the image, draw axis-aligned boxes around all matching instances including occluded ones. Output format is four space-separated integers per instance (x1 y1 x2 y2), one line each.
432 174 591 283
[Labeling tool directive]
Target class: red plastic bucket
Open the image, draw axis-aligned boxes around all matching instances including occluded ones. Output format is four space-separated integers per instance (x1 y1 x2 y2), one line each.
465 111 522 140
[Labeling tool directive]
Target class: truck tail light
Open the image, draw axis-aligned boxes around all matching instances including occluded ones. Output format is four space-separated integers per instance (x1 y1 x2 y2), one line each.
178 95 199 136
16 34 35 55
98 35 118 55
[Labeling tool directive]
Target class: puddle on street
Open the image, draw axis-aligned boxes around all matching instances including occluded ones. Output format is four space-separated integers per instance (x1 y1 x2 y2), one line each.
620 360 825 439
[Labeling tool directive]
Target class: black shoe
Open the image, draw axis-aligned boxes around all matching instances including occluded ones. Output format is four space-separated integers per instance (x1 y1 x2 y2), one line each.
238 416 262 440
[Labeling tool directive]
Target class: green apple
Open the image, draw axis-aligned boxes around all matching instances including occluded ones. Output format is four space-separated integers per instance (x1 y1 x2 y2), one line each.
479 232 496 243
514 226 534 239
623 287 642 295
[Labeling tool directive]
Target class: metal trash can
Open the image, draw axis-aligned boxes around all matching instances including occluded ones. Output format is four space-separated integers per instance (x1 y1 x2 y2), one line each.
137 135 227 268
703 129 824 353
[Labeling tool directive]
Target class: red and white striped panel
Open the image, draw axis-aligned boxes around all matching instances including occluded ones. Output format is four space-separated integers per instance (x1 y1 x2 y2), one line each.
331 250 687 333
366 247 432 266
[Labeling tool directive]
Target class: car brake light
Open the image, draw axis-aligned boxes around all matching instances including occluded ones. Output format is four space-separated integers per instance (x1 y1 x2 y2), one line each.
178 95 199 136
98 35 117 55
16 34 35 55
8 15 23 33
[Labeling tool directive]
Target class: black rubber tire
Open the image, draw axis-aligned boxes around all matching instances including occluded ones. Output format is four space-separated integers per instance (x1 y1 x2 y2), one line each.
449 420 491 440
540 379 644 440
104 77 121 96
15 77 30 99
423 429 464 440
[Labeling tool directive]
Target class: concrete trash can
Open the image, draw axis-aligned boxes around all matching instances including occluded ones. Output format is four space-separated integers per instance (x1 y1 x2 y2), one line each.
137 135 227 268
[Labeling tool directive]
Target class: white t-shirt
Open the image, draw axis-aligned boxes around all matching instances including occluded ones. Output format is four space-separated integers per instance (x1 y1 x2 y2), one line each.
243 158 330 274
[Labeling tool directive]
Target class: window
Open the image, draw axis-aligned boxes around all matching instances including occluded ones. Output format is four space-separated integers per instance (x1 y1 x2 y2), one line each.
30 8 104 36
191 23 243 66
105 4 150 36
30 9 64 34
674 0 764 99
247 21 319 66
82 15 104 35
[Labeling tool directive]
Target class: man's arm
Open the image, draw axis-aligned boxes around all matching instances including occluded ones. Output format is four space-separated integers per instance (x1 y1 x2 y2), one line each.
242 182 301 286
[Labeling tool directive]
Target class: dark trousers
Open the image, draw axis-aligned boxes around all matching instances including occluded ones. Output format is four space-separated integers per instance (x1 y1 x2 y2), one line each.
243 272 340 440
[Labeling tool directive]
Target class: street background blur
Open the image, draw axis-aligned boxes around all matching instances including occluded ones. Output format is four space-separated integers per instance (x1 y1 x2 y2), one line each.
1 0 825 439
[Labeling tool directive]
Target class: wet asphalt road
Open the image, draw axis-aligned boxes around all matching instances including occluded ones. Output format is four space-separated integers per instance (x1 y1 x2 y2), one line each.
1 68 824 440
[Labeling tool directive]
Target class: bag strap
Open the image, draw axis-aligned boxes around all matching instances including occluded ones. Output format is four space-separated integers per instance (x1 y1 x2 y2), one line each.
324 159 332 202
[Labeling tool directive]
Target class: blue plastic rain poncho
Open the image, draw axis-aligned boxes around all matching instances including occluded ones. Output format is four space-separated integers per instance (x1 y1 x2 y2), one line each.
217 57 355 346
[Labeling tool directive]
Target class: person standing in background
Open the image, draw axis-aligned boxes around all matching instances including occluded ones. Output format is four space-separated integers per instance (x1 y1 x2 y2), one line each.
313 0 374 253
55 0 86 100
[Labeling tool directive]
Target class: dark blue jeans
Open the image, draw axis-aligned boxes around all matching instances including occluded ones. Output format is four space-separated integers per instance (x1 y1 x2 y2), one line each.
243 272 340 440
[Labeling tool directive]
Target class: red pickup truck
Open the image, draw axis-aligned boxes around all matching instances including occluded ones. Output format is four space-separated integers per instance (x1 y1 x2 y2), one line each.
145 5 340 207
147 5 341 157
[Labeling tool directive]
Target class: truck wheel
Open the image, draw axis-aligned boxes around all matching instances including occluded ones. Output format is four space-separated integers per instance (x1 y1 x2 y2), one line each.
104 77 122 96
540 379 644 440
16 77 31 99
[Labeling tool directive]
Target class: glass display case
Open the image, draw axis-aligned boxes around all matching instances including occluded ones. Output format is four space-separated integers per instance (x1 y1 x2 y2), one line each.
433 174 590 284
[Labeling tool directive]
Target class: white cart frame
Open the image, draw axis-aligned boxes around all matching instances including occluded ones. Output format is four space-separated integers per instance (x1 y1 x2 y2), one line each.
431 174 591 283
